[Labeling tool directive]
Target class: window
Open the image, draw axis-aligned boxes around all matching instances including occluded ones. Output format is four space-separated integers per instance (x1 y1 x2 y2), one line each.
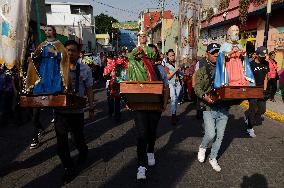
46 4 51 14
70 5 91 15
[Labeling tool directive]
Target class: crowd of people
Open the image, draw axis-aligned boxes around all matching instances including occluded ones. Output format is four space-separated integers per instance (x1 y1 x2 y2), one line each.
0 24 283 184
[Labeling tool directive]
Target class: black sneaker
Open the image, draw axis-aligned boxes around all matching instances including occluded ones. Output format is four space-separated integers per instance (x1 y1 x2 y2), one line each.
30 138 39 149
62 167 76 184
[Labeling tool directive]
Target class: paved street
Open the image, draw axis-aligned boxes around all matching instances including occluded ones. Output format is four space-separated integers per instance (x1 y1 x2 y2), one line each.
0 86 284 188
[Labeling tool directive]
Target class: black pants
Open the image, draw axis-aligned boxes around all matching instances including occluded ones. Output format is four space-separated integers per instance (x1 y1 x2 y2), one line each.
268 78 278 99
133 110 162 167
107 95 121 119
245 99 266 129
0 91 13 125
54 112 88 168
32 108 43 139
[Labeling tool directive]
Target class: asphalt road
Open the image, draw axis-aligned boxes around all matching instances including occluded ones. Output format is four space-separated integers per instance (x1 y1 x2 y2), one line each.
0 86 283 188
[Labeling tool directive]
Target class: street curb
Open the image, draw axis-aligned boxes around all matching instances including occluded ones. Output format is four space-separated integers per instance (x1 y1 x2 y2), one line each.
240 101 284 123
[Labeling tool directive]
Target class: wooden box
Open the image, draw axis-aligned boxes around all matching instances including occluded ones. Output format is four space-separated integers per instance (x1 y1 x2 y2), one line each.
208 86 264 101
120 81 164 111
20 94 86 109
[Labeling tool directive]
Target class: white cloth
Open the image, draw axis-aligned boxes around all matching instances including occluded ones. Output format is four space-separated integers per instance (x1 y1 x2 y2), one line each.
93 56 102 67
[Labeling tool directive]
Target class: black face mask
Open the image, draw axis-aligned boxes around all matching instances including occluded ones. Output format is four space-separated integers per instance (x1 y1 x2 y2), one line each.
259 57 266 63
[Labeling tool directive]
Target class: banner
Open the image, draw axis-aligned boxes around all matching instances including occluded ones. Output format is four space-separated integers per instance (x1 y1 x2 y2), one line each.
0 0 31 69
178 0 200 64
112 22 139 30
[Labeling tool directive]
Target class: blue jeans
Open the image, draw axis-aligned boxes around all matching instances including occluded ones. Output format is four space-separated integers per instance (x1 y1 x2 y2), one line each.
200 106 229 159
169 82 182 115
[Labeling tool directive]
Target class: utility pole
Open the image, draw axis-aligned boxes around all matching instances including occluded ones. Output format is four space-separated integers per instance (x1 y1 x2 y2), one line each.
176 0 182 65
34 0 42 43
263 0 272 48
161 0 165 54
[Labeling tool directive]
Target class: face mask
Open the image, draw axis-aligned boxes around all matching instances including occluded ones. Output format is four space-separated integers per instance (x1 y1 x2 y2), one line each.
230 35 239 42
259 57 266 62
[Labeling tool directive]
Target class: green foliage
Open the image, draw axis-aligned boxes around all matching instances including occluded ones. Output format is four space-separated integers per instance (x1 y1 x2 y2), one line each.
95 13 120 42
239 0 266 24
239 0 250 24
206 7 214 23
219 0 230 11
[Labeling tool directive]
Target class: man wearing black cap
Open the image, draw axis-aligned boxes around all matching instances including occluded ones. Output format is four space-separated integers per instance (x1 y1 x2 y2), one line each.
245 46 269 137
193 43 222 120
195 43 229 172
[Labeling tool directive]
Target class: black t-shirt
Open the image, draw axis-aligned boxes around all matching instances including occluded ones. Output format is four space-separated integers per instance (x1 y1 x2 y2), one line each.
250 60 269 86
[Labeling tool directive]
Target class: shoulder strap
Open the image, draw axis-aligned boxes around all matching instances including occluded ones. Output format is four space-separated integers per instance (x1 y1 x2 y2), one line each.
75 63 80 93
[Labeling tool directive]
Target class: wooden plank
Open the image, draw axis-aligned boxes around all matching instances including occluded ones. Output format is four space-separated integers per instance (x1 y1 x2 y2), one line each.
19 94 86 109
208 86 264 100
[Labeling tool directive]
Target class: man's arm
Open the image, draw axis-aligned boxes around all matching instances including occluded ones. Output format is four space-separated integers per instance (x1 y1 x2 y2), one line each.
264 73 268 91
194 67 206 99
194 67 214 104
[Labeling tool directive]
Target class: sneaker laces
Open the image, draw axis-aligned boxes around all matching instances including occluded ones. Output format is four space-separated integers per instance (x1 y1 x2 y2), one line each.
137 166 146 174
147 153 154 160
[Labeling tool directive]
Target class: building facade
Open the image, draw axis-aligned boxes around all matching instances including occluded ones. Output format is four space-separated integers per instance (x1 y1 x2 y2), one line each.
45 1 96 52
199 0 284 94
138 9 173 47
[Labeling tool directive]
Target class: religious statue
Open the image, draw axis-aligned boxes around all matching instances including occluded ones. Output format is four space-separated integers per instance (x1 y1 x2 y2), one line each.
214 25 255 89
25 25 69 94
127 31 157 81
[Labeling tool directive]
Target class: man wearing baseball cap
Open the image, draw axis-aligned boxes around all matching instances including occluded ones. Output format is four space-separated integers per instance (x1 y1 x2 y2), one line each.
195 42 230 172
245 46 269 137
193 43 221 119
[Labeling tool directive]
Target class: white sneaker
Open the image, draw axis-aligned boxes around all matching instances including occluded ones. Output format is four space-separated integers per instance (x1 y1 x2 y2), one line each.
247 128 256 138
209 158 221 172
147 153 155 166
137 166 147 180
197 146 206 163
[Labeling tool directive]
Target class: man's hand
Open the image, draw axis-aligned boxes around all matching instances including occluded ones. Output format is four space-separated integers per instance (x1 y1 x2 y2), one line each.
203 94 214 104
48 47 57 56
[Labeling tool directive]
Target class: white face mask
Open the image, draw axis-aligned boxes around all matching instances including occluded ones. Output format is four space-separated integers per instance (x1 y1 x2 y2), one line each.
230 35 239 42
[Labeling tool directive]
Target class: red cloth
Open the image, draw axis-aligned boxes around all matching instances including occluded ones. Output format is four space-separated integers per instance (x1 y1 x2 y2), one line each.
141 52 156 81
268 59 278 79
104 57 128 98
226 51 249 86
